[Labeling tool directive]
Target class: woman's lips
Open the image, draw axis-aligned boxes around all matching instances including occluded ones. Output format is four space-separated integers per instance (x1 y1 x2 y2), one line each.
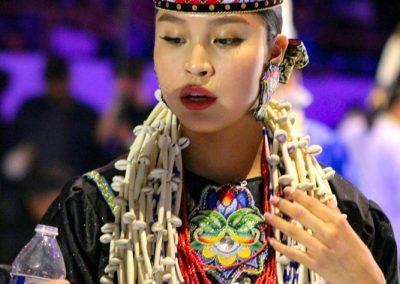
180 86 217 111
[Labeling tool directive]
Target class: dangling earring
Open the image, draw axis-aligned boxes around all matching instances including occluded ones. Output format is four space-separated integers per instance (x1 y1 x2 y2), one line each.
253 63 280 121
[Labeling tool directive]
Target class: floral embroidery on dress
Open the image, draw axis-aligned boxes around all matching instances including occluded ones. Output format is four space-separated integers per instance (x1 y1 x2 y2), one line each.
188 183 269 283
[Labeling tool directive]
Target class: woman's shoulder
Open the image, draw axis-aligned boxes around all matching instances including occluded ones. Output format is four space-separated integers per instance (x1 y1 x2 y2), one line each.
330 173 398 282
42 157 124 223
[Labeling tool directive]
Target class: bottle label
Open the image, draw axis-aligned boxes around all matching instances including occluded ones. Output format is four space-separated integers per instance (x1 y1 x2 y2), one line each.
10 275 53 284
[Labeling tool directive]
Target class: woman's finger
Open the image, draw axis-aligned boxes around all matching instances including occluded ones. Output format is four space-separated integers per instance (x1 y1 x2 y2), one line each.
268 237 317 271
264 211 327 255
284 187 341 223
269 196 329 241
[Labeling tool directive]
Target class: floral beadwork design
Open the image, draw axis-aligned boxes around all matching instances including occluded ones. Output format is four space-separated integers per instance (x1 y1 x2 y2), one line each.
189 184 269 283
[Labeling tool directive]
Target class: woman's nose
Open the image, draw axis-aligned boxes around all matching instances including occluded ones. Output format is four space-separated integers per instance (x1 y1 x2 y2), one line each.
184 44 214 77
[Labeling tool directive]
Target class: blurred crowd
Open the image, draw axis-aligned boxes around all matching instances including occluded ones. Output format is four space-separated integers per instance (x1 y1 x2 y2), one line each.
0 56 153 264
0 0 399 267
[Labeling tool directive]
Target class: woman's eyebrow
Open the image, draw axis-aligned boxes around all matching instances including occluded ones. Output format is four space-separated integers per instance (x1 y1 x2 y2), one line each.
157 14 186 24
209 16 250 27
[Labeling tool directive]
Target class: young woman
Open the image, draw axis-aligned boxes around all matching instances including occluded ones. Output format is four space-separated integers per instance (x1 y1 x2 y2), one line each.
43 1 398 283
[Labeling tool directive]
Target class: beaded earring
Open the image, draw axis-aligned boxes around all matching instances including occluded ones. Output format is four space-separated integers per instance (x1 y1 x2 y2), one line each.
253 64 280 121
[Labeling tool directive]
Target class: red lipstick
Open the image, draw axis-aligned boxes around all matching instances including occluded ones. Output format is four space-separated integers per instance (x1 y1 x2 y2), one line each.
180 86 216 111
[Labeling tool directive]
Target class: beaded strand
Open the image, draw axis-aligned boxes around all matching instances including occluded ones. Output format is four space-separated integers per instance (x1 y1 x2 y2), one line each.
98 91 336 284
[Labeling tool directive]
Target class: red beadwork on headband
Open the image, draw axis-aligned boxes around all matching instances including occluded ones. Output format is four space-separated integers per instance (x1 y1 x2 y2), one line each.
154 0 283 13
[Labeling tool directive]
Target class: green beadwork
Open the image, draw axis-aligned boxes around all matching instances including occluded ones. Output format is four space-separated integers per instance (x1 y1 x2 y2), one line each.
83 171 119 216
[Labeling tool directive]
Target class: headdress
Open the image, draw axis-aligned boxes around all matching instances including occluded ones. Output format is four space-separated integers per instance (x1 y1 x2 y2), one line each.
154 0 283 13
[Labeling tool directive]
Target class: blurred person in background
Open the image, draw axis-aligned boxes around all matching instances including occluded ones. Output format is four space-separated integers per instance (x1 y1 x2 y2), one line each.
275 72 359 186
0 69 10 160
96 58 153 161
1 56 100 182
363 79 400 260
368 23 400 113
0 163 72 265
279 0 358 185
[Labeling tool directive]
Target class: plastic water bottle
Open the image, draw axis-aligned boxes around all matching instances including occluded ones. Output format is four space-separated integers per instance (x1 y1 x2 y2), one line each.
10 224 66 283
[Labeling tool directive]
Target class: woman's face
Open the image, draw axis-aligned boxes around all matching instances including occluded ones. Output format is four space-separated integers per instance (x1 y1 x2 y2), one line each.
154 11 270 133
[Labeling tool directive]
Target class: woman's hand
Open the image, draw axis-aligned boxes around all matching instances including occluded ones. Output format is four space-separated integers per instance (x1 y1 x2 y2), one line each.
264 187 386 284
48 280 70 284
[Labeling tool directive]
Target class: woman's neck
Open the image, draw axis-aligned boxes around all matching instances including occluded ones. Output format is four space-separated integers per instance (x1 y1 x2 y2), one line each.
181 115 263 184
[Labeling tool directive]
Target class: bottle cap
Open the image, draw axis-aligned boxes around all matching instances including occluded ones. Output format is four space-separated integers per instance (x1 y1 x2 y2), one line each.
35 224 59 236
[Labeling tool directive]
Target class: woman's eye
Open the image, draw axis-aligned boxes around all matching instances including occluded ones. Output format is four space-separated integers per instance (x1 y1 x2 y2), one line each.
214 38 243 46
161 36 186 45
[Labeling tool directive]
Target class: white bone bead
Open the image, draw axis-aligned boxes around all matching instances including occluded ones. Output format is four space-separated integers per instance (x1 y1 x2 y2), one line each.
139 156 151 166
161 257 176 266
277 255 291 265
100 275 114 284
132 220 147 230
104 264 119 274
101 223 116 234
153 265 164 274
147 234 155 242
267 154 280 166
151 222 164 233
112 176 125 184
109 257 122 266
122 212 136 224
298 139 308 149
100 234 113 244
178 137 190 149
158 134 171 149
324 170 335 180
170 181 179 192
148 168 168 180
279 102 292 111
321 194 336 204
172 176 182 183
141 186 154 194
316 188 326 196
151 119 164 131
306 145 323 156
115 159 129 171
115 238 130 249
297 181 313 191
154 89 163 102
277 114 289 124
278 174 294 185
111 182 123 193
167 216 182 227
162 273 172 281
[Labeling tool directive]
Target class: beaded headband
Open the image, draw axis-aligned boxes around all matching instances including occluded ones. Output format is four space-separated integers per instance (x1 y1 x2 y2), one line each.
154 0 283 13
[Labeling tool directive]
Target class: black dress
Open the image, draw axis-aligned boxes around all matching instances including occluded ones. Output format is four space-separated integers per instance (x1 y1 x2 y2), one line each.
39 160 398 284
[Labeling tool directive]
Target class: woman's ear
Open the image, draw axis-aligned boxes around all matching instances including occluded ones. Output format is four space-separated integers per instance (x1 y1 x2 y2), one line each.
269 35 288 65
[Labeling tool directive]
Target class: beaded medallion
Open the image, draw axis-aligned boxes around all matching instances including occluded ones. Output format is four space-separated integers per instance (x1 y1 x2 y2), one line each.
188 183 269 283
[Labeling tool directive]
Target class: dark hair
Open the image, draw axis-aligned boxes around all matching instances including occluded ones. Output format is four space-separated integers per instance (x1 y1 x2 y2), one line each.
257 6 283 45
45 56 69 82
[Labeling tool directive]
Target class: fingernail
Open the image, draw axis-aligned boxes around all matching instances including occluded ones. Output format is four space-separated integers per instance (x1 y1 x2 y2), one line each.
267 237 274 244
284 186 295 197
264 212 273 222
270 196 280 206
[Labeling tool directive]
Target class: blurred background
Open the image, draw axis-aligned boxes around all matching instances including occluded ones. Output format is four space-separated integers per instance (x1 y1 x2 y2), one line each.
0 0 399 265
